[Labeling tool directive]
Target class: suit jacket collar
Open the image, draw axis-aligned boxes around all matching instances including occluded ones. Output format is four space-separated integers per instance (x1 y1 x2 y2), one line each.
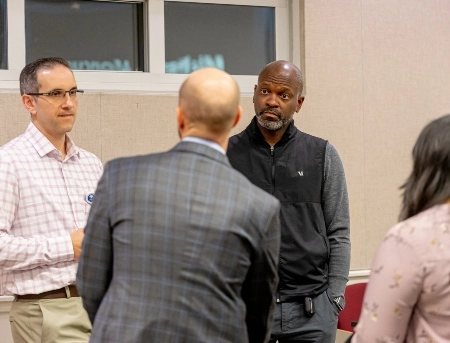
172 141 232 168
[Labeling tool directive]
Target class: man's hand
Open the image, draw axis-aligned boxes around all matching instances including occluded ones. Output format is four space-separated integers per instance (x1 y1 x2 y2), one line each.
70 228 85 261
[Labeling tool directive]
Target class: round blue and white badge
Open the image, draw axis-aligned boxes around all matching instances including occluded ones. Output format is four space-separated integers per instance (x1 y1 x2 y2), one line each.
85 193 94 205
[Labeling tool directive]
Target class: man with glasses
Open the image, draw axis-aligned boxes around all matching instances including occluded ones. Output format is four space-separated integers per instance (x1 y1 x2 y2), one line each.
0 57 102 342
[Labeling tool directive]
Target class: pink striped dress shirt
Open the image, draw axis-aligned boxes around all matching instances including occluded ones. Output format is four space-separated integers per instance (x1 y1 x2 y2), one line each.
0 122 103 295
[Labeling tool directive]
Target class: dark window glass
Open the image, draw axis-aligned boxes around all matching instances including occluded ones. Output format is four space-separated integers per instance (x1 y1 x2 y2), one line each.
0 0 6 69
165 2 275 75
25 0 144 71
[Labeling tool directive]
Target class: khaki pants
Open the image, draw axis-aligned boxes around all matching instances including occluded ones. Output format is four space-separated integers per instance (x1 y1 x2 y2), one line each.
9 296 91 343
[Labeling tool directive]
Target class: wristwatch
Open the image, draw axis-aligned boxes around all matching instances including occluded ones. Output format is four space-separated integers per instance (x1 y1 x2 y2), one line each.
333 296 346 312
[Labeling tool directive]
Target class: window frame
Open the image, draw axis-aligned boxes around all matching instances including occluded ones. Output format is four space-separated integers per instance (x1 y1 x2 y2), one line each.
0 0 7 69
0 0 301 95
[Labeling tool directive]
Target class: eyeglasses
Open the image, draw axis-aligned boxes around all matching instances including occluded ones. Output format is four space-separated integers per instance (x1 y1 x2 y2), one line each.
27 89 84 100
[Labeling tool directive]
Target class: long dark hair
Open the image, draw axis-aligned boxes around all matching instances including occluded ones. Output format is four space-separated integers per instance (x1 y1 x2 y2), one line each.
399 114 450 220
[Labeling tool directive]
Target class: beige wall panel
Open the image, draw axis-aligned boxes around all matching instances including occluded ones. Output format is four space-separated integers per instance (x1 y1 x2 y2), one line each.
1 93 103 162
1 92 255 164
98 94 179 163
96 93 254 163
0 93 30 146
232 96 256 135
361 0 450 261
70 94 102 159
96 93 253 163
302 0 366 269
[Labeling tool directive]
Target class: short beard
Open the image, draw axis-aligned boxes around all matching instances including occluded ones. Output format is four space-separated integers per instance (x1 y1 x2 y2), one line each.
256 111 293 131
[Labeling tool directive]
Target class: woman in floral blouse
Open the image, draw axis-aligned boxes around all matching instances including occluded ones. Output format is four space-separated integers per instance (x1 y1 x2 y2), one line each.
352 114 450 343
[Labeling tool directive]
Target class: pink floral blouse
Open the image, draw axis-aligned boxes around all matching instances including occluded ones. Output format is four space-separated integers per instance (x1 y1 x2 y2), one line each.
352 204 450 343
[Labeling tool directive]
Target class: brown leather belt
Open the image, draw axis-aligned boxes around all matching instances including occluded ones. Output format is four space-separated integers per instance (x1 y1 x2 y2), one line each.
17 285 79 300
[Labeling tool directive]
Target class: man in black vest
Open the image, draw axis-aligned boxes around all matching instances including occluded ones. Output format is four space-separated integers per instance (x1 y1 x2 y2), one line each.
227 60 350 342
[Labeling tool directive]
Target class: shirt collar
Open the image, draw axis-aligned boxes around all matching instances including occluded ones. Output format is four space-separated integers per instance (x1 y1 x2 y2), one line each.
25 122 80 160
181 136 226 155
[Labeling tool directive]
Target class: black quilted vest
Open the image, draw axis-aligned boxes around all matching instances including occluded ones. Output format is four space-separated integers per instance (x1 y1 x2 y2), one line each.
227 118 328 300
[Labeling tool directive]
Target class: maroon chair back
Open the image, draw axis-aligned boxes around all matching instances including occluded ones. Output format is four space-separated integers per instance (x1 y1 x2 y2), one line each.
337 282 367 332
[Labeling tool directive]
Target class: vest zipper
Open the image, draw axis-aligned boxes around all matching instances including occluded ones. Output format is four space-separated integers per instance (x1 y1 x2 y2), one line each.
270 145 275 194
270 145 281 294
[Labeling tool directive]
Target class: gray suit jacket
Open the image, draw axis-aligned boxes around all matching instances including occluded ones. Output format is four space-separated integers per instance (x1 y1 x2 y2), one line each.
77 141 281 343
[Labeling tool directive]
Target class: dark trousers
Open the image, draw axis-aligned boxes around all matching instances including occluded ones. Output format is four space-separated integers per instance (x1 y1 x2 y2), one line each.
269 289 339 343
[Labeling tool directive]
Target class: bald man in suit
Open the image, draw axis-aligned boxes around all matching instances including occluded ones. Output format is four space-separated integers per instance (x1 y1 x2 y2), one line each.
76 68 281 343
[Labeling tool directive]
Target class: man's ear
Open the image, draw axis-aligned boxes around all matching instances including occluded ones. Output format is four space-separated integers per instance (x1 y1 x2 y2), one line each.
296 96 305 113
22 94 37 116
232 106 242 128
176 107 185 131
